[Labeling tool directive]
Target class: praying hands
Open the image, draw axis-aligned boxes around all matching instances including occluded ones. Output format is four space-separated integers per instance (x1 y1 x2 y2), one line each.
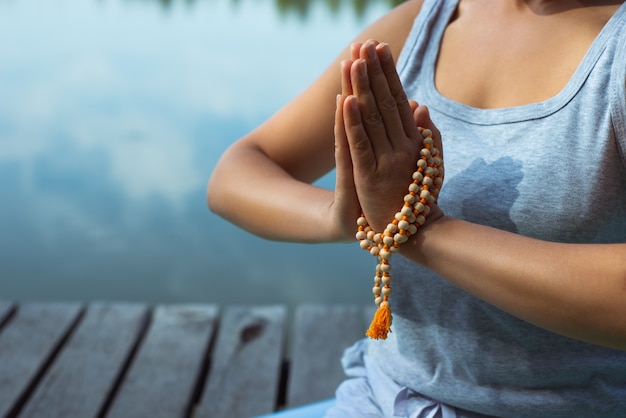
334 40 445 233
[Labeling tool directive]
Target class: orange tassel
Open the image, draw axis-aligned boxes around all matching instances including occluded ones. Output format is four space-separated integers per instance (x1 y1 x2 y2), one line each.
366 303 392 339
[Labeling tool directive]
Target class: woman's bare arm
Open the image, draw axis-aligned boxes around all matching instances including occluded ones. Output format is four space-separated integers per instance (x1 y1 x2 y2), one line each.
404 217 626 351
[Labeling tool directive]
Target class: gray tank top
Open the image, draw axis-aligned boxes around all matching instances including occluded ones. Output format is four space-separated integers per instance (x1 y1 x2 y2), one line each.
368 1 626 416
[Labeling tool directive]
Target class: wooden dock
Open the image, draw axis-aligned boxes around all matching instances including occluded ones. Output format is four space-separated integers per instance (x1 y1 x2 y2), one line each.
0 301 374 418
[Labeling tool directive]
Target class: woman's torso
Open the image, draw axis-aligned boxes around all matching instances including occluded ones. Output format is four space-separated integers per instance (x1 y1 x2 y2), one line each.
368 1 626 417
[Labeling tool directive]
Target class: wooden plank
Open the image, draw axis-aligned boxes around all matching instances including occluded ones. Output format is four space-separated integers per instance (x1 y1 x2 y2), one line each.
106 304 219 418
19 303 149 418
197 305 287 418
0 302 83 418
286 304 364 408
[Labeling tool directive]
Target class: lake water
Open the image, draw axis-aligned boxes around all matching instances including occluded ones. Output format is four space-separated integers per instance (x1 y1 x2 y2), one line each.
0 0 397 308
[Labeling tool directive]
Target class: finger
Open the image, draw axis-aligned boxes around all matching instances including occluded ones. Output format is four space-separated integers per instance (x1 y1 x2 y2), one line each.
350 58 392 157
359 41 414 151
357 39 378 59
334 94 363 239
350 42 362 61
414 105 442 159
341 59 353 96
334 94 356 192
414 105 445 191
343 94 377 171
376 42 418 143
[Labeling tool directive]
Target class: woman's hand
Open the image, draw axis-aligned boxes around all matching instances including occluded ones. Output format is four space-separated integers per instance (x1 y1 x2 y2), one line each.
329 92 364 242
338 40 444 232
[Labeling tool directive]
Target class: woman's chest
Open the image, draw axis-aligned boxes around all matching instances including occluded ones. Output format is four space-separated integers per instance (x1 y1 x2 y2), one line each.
434 2 619 109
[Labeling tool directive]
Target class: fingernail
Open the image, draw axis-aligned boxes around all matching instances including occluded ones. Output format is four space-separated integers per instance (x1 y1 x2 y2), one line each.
348 95 358 110
366 42 376 59
336 94 341 107
380 43 391 60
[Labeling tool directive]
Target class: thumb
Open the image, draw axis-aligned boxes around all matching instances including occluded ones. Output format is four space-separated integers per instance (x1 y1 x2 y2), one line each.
334 94 356 191
414 104 445 192
414 104 443 162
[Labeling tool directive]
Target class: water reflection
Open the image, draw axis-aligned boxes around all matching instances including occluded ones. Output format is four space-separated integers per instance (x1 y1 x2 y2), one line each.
270 0 403 19
0 0 394 306
122 0 404 18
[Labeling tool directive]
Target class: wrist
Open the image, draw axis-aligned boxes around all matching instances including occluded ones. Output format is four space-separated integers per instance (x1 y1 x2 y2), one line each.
400 207 449 265
314 190 360 243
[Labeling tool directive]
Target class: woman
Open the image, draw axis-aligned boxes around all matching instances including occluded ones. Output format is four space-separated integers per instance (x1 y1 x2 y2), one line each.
208 0 626 416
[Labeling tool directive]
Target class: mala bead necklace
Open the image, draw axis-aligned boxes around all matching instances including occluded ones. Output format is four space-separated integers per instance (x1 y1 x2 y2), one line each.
356 127 443 340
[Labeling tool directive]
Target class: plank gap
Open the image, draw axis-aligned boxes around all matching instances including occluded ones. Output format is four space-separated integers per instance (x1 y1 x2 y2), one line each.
0 302 17 332
186 310 221 418
4 304 86 418
96 306 153 418
106 304 219 418
276 359 290 410
197 305 286 418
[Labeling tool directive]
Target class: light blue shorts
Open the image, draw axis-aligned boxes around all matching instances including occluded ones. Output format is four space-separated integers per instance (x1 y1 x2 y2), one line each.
257 339 494 418
254 399 335 418
322 339 462 418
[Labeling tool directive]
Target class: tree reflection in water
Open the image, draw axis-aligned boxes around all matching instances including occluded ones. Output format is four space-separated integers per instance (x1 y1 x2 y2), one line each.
122 0 405 19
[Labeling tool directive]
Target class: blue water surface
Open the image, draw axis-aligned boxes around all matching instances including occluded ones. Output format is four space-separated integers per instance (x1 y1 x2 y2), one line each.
0 0 396 307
